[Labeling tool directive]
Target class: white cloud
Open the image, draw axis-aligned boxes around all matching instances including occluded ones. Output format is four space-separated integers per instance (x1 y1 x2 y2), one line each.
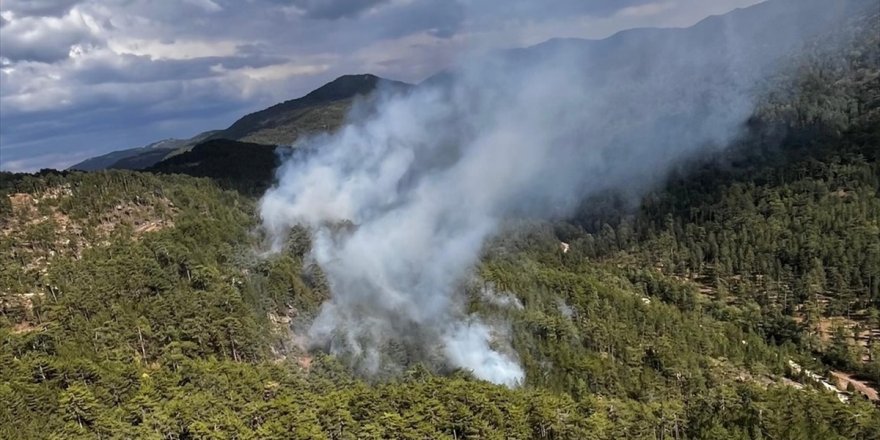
617 2 675 18
0 0 82 18
0 151 90 172
184 0 223 13
215 62 330 81
0 7 104 62
107 38 240 60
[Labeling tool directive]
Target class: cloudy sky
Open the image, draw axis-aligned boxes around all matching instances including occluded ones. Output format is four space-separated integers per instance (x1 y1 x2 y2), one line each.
0 0 762 172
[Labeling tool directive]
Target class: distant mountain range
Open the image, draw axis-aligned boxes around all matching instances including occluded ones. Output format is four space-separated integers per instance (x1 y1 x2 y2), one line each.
69 131 220 171
69 0 874 175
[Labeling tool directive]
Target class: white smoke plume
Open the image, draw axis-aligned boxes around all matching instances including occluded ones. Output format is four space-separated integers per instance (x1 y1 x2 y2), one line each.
259 0 863 386
479 284 524 311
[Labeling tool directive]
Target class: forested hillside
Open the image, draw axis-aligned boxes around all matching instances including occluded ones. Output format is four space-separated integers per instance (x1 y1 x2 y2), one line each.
567 4 880 388
207 74 410 146
3 169 879 439
2 3 879 439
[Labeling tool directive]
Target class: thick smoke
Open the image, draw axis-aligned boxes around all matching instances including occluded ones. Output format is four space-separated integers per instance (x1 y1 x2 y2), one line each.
259 1 860 386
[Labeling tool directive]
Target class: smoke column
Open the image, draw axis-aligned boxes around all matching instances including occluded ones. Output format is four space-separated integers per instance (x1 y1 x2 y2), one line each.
259 0 860 386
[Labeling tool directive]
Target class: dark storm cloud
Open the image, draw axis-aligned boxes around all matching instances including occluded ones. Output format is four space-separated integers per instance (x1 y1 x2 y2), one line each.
289 0 391 19
465 0 652 20
2 0 82 17
0 70 288 172
68 53 288 85
0 13 102 63
380 0 465 39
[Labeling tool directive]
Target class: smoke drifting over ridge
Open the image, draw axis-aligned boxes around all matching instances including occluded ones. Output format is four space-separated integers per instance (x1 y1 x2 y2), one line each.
259 0 863 386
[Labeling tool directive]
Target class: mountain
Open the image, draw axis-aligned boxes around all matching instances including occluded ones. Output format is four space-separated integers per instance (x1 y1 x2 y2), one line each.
139 74 410 191
72 0 870 174
208 73 411 145
71 74 411 172
67 131 218 171
503 0 874 85
147 139 283 195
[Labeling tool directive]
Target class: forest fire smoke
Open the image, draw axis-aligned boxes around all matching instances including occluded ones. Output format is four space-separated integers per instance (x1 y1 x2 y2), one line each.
259 0 854 385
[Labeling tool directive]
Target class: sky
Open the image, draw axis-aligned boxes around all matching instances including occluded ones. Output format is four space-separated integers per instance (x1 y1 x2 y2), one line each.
0 0 763 172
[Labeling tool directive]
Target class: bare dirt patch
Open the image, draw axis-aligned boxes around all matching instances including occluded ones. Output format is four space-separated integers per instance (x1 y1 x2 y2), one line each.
3 187 177 270
831 371 879 401
10 321 44 334
2 187 179 330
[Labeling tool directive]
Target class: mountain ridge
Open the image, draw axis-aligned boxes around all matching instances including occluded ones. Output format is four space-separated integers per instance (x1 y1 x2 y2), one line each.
70 74 410 171
207 73 412 145
71 0 873 174
67 130 220 171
